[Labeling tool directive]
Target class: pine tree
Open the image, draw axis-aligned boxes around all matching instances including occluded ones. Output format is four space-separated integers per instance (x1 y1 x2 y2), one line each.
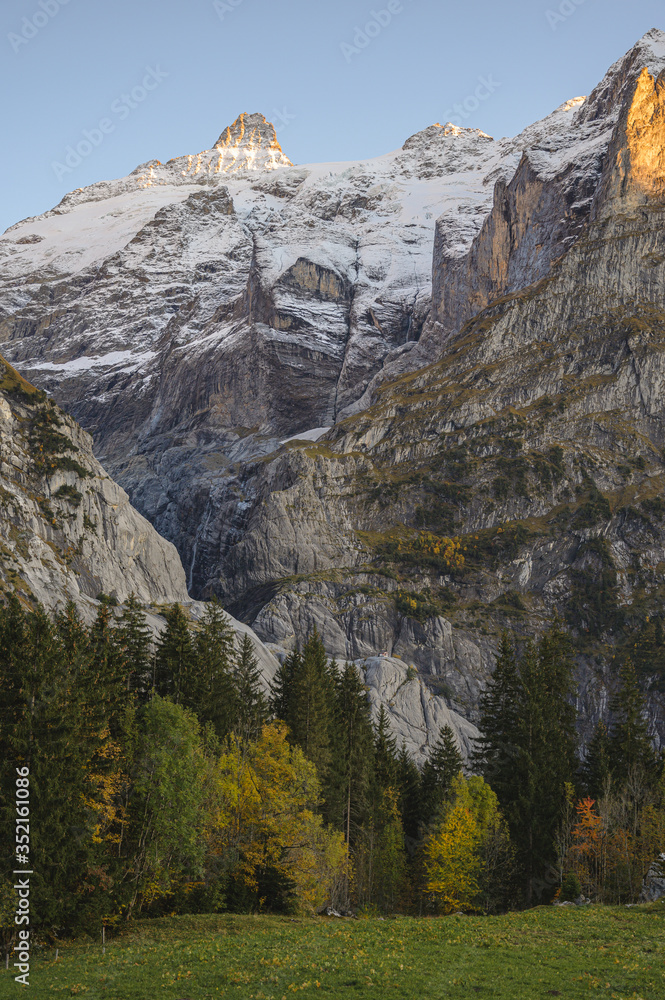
154 604 195 703
54 600 89 664
0 597 124 931
516 624 577 903
233 633 269 745
581 720 612 798
420 725 463 825
609 659 656 788
85 602 129 738
473 631 521 802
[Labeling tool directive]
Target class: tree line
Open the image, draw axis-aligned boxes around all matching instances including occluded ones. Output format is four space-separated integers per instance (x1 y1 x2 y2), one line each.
0 595 663 941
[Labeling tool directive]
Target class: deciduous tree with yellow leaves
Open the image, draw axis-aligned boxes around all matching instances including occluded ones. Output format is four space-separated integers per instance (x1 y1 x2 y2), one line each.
211 722 348 913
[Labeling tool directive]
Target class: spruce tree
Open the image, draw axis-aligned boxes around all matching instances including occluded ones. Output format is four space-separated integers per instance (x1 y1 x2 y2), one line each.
233 633 269 745
473 631 521 802
519 625 577 903
287 629 334 780
581 720 612 799
374 705 399 793
332 660 375 845
192 600 238 739
269 647 301 723
154 604 195 703
420 724 463 825
54 600 89 664
117 593 153 697
609 659 656 788
85 602 129 738
475 623 577 904
396 742 422 843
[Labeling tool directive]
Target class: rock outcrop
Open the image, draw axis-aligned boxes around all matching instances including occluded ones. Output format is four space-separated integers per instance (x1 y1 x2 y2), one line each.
639 855 665 902
0 354 189 608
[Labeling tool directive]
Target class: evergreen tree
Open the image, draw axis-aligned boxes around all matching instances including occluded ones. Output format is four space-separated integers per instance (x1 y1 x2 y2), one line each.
475 623 577 904
233 633 269 745
374 705 399 792
332 661 375 845
609 658 656 787
0 598 125 931
514 625 577 903
287 630 334 781
420 724 464 825
473 631 521 802
192 600 238 739
154 604 196 703
269 647 301 723
54 600 89 663
117 593 153 696
396 741 422 844
581 720 612 799
85 602 129 738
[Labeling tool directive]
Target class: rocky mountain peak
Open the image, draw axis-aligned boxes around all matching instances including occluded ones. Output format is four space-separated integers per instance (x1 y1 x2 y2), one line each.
210 112 293 171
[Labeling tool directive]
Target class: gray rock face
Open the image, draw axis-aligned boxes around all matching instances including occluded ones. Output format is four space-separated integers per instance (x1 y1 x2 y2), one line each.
639 855 665 902
0 357 189 609
358 655 478 763
253 578 491 721
0 355 284 705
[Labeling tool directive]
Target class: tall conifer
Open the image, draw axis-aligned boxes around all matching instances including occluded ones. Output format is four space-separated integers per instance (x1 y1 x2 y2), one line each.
581 720 612 798
233 633 269 745
420 724 463 825
192 600 237 739
609 658 656 786
154 604 195 703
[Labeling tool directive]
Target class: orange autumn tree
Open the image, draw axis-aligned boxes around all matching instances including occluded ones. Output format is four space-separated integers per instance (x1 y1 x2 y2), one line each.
567 797 607 899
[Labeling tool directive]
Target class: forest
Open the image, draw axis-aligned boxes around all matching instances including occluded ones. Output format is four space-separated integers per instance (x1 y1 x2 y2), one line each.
0 593 663 942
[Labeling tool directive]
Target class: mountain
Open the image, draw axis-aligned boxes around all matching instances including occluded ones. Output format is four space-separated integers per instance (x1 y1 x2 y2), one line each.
0 353 473 758
2 30 665 742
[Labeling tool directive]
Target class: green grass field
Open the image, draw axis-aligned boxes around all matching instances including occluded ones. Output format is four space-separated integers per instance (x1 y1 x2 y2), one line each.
1 906 663 999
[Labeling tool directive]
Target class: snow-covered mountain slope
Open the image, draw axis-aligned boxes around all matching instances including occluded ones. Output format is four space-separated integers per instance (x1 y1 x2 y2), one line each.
1 31 664 612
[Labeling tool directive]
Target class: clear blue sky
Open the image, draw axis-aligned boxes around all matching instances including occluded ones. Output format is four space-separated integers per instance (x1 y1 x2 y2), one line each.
1 0 663 233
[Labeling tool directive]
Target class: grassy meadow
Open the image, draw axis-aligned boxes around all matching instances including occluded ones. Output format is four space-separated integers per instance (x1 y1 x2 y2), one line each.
1 905 663 999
